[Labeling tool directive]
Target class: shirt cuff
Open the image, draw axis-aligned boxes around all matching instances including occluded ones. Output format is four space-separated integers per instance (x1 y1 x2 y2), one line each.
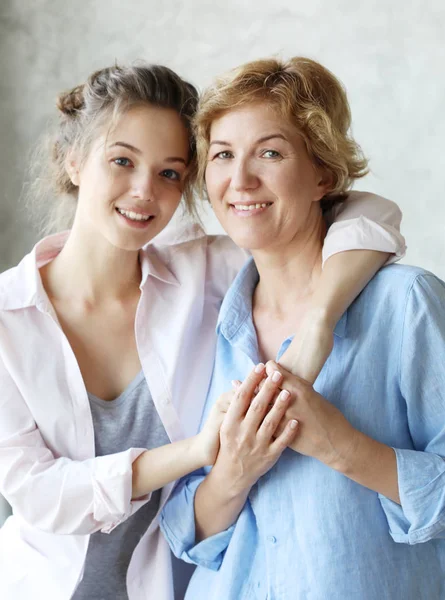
322 216 407 267
91 448 150 533
160 475 235 570
378 448 445 544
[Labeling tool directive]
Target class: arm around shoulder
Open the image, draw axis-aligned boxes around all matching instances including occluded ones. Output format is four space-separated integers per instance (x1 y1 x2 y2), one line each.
323 191 406 265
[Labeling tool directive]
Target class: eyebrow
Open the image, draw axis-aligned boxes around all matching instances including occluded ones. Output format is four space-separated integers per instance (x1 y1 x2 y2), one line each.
209 134 288 147
109 141 187 165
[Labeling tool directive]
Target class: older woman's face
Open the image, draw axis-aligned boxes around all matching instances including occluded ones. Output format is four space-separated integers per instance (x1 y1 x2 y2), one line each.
205 102 329 250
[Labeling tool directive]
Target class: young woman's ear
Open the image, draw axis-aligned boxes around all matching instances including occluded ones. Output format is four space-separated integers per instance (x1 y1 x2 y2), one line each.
64 150 81 187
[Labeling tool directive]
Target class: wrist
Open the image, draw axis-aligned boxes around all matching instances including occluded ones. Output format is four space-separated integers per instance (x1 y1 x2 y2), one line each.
302 305 337 332
325 425 363 474
210 459 254 500
189 435 210 470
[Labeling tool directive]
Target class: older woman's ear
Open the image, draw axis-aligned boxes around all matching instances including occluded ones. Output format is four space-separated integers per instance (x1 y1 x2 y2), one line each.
316 170 334 199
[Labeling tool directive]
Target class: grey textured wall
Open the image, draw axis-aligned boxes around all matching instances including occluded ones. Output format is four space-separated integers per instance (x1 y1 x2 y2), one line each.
1 1 445 277
0 2 444 523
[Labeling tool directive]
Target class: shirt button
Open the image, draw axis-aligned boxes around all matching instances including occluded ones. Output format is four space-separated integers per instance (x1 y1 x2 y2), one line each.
267 535 277 544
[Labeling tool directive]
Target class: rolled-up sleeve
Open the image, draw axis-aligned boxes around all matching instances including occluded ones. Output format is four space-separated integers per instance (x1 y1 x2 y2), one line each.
0 360 149 535
322 191 407 266
160 472 235 571
378 274 445 544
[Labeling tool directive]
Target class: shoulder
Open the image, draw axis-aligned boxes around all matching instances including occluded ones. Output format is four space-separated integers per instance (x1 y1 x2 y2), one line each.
0 253 34 311
329 191 402 224
367 264 444 299
353 264 445 327
150 225 247 290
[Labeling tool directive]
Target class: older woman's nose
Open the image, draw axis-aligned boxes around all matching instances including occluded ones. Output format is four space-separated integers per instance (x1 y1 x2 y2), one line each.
230 160 259 191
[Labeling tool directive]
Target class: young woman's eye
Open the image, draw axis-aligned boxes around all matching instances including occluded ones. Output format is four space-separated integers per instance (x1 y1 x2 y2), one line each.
112 157 133 167
161 169 181 181
262 150 281 159
213 151 233 160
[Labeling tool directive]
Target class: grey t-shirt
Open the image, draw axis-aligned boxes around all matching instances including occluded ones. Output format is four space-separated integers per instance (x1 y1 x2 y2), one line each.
73 371 170 600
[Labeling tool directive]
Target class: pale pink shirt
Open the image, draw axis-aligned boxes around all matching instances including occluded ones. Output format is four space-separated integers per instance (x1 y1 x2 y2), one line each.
0 192 405 599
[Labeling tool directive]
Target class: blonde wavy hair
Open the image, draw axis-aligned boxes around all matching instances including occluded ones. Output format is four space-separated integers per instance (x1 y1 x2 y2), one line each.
194 56 369 211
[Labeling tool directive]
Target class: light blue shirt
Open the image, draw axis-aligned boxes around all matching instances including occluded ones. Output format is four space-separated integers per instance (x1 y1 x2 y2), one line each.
161 258 445 600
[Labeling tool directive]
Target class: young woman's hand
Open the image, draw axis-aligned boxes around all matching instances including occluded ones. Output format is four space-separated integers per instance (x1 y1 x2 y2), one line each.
213 364 299 495
265 361 359 471
196 391 234 466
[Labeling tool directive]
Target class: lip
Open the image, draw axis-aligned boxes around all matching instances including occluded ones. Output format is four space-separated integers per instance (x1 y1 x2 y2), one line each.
229 202 273 217
115 206 155 229
116 206 154 218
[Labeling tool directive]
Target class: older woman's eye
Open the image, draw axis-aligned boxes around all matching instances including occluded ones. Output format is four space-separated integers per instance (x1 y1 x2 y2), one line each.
262 150 281 159
214 151 233 160
161 169 181 181
113 157 133 167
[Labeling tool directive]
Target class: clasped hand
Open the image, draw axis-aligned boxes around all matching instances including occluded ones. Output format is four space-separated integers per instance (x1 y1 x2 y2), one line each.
217 362 358 493
263 360 358 470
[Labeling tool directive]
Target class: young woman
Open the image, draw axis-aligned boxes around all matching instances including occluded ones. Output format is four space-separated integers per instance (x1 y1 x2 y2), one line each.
0 62 404 599
161 57 445 599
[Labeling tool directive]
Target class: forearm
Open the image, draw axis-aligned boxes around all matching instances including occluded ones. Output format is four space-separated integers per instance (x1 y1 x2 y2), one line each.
132 436 204 499
332 429 400 504
279 250 389 383
312 250 390 325
194 465 251 542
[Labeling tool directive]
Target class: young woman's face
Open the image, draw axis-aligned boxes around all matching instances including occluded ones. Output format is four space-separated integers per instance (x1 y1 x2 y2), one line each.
71 104 190 251
205 102 329 251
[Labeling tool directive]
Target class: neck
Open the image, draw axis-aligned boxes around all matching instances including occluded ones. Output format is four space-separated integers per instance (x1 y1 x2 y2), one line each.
252 209 326 317
41 219 142 305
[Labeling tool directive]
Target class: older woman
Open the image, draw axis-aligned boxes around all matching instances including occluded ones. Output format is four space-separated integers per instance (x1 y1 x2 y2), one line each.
161 57 445 599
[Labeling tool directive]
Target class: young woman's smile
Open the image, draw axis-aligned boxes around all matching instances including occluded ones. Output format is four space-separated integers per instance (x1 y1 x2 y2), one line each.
72 104 190 250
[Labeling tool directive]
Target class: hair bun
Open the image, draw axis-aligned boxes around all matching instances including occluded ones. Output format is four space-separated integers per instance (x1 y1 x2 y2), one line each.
56 84 85 116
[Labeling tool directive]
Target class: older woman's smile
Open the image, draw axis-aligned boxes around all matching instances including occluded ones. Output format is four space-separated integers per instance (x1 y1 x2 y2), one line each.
206 103 329 250
229 201 273 216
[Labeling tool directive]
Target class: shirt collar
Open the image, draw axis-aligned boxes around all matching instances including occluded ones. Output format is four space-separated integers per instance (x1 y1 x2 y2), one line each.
0 232 69 311
0 227 190 311
139 221 207 288
217 256 348 340
139 246 179 288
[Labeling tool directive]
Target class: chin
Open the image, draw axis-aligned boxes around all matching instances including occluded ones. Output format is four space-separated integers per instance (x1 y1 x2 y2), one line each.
105 230 152 253
226 231 271 252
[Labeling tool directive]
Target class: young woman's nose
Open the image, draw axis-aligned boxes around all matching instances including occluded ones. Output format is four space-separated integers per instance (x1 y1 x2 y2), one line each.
131 171 155 201
230 159 259 192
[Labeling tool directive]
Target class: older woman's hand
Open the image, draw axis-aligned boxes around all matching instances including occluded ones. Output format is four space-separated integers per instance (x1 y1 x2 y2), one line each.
216 364 299 494
265 360 359 472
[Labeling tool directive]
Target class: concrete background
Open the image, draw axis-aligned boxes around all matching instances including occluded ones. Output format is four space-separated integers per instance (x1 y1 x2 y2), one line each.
1 1 444 523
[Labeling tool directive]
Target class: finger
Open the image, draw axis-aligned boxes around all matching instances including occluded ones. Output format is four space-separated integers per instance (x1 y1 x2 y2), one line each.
254 386 290 442
256 379 266 394
231 380 242 389
267 359 308 391
242 370 283 432
273 414 288 439
271 418 299 453
224 364 266 425
215 391 234 413
266 360 285 378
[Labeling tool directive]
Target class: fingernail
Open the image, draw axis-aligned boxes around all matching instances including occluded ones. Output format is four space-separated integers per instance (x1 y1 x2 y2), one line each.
272 370 282 383
255 363 265 374
290 420 298 429
231 380 241 388
279 390 290 401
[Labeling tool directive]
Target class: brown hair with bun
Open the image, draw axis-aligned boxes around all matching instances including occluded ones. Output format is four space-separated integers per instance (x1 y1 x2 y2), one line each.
27 64 198 233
